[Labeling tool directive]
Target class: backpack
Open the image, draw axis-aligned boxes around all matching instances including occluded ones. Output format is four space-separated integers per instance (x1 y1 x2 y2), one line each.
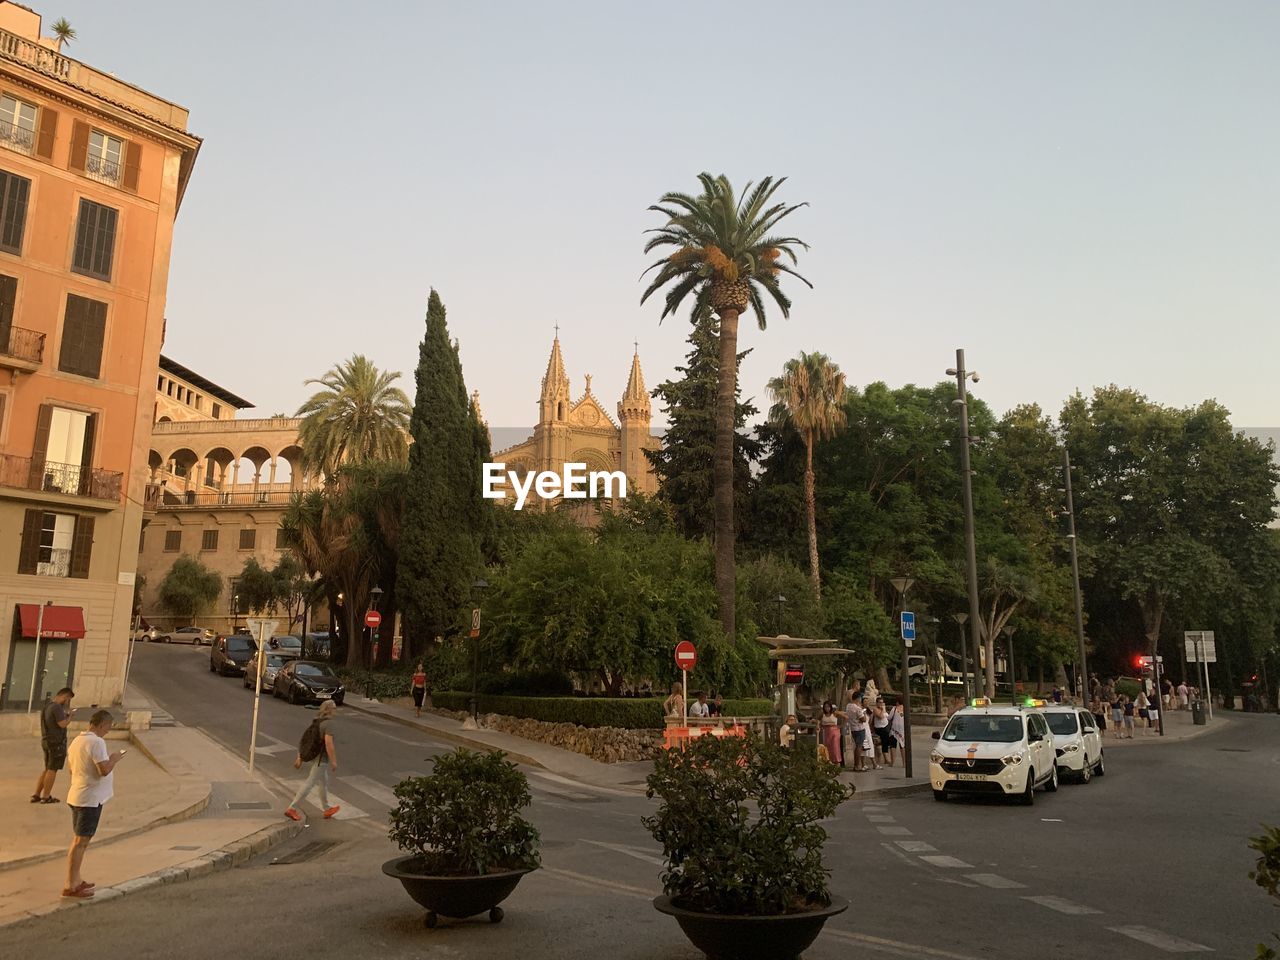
298 720 325 762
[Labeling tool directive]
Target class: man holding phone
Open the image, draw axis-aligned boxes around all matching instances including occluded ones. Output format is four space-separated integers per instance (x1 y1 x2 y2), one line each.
63 710 126 899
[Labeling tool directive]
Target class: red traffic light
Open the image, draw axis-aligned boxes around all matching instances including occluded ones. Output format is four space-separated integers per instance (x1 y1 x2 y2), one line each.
1133 655 1145 669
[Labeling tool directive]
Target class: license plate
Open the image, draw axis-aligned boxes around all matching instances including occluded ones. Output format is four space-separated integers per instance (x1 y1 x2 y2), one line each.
314 692 331 700
955 773 986 781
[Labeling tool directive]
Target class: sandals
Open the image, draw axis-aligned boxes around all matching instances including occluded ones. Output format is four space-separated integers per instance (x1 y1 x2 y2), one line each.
41 796 61 804
30 794 41 803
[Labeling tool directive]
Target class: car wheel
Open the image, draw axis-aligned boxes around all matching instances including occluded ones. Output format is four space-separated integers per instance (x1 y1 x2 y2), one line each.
1019 770 1035 806
333 696 344 707
933 789 947 802
1045 764 1059 792
1080 755 1093 784
1094 751 1105 777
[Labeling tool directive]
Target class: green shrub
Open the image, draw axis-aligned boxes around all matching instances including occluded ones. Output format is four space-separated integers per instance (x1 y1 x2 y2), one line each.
430 693 773 729
1114 679 1141 700
643 734 851 915
479 669 574 696
389 748 540 876
338 668 413 701
1250 824 1280 958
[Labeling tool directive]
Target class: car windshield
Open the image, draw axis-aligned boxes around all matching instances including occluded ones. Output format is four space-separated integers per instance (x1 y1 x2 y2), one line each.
1046 713 1080 736
264 654 286 668
272 636 301 649
942 714 1024 743
227 637 253 653
296 663 334 679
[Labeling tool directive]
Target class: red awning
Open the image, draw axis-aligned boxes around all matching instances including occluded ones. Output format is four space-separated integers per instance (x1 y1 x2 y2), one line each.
17 604 86 640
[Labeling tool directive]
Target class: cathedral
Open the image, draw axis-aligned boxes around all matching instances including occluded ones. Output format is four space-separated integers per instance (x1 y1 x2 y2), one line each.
487 337 660 505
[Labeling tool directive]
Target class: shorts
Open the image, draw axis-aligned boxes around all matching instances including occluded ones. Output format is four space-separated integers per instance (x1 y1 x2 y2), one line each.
1123 716 1135 729
42 740 67 771
877 727 894 750
1110 709 1122 724
412 687 425 708
70 804 103 838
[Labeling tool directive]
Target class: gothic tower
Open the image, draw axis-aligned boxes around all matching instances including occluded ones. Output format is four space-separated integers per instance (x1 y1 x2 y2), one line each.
535 335 571 476
617 348 654 494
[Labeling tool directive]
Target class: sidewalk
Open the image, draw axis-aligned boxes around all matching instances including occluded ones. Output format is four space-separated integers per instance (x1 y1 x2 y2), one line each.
0 689 300 927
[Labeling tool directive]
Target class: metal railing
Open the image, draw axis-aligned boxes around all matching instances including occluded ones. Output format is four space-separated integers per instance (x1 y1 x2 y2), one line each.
0 28 71 79
0 453 123 502
85 152 121 184
144 482 162 510
0 325 44 365
37 548 71 578
161 489 295 509
0 117 34 154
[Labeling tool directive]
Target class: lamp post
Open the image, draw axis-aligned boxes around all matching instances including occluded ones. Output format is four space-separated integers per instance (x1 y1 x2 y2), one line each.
946 350 985 696
772 594 786 637
889 576 915 778
469 578 488 725
955 612 971 700
1061 447 1090 707
25 600 52 713
1003 625 1017 705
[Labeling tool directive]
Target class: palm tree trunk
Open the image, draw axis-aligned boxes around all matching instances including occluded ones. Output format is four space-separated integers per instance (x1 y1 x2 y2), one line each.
804 433 820 597
713 308 739 641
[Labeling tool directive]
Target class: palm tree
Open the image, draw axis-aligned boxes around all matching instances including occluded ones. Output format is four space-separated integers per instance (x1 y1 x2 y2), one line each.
296 355 410 478
641 173 810 639
767 352 847 596
50 18 76 51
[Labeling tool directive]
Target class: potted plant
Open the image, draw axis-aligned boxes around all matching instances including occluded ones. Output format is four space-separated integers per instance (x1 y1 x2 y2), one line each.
383 748 540 928
643 734 852 960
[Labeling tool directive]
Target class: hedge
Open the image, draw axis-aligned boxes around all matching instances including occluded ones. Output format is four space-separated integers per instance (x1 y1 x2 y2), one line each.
430 693 773 730
338 669 415 702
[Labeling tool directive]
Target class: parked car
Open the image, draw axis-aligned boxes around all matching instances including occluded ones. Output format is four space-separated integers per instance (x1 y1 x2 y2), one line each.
304 631 333 659
1042 704 1105 783
264 635 303 659
211 634 256 676
134 621 159 642
243 651 289 692
162 625 216 645
929 698 1058 804
272 660 345 706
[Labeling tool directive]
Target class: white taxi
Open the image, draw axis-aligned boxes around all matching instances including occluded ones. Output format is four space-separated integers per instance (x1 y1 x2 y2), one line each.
929 698 1058 804
1042 704 1105 783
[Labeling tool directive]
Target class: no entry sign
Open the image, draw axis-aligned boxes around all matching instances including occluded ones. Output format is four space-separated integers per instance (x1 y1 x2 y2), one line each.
364 610 382 629
674 641 697 672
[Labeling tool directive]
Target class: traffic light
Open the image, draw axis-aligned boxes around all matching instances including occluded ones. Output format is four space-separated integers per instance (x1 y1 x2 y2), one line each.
1133 654 1145 670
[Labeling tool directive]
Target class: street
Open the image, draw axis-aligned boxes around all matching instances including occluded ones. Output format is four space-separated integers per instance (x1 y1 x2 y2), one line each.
7 642 1277 959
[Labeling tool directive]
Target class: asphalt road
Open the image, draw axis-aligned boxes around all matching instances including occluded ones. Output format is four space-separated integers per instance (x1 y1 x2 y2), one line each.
7 642 1278 959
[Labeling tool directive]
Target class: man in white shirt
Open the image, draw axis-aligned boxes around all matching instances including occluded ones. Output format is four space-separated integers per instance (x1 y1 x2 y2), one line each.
63 710 126 899
688 692 710 718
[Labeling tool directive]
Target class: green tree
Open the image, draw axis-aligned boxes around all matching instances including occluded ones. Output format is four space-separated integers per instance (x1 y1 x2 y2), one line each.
767 352 847 596
397 290 486 656
296 354 410 477
641 173 811 641
646 313 761 540
157 556 222 622
50 17 75 50
236 558 277 614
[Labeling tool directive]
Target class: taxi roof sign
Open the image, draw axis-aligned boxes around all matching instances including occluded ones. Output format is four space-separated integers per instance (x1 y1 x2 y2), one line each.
969 697 992 707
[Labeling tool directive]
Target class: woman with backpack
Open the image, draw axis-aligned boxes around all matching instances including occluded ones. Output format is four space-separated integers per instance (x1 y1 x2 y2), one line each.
285 701 340 822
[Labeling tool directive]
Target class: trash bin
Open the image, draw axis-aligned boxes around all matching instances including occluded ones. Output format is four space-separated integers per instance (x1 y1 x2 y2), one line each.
1191 700 1206 725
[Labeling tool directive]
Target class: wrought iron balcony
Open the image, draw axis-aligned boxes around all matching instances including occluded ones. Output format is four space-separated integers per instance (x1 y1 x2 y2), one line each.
37 547 71 578
0 324 45 371
85 152 121 185
0 117 33 155
0 453 123 502
160 489 295 509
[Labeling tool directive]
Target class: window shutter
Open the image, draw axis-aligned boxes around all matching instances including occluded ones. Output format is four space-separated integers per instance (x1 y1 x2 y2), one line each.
0 273 15 346
28 403 52 488
122 140 141 193
68 120 89 172
78 413 97 495
69 515 94 579
0 393 6 438
35 107 57 160
18 508 42 574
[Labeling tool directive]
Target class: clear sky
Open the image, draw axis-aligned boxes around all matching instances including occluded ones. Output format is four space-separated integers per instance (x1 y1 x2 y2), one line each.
53 1 1279 428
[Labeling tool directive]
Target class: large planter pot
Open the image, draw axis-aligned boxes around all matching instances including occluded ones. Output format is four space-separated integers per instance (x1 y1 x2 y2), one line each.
382 857 534 928
653 894 848 960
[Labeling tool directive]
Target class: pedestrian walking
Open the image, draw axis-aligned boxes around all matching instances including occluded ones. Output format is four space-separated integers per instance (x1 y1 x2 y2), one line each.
32 687 74 804
410 662 428 718
819 702 844 765
284 701 340 822
63 710 126 899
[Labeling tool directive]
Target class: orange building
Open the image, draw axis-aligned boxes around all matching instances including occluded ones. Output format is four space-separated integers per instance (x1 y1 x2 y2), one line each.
0 2 199 716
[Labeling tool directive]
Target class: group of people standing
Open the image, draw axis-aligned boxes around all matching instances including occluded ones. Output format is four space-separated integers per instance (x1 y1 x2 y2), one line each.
781 680 903 771
1089 674 1201 739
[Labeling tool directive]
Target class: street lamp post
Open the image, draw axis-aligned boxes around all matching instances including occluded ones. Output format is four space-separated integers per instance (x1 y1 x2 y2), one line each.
469 579 488 725
890 576 915 778
955 612 971 700
947 350 986 696
772 594 786 637
1061 447 1089 707
1003 625 1017 705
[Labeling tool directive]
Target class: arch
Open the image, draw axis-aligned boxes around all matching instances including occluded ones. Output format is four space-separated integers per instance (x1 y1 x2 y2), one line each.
570 448 615 477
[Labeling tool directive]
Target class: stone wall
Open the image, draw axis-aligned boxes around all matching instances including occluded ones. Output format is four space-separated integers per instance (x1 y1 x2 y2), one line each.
431 706 663 763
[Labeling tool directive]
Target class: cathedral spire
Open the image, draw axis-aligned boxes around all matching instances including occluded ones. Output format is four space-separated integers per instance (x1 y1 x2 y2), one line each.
540 334 569 400
618 347 650 422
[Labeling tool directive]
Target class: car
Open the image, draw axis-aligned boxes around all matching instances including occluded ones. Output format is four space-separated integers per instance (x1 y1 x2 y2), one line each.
303 631 333 659
134 622 159 642
162 625 216 645
264 635 303 659
243 651 290 692
929 698 1058 804
210 634 256 676
272 660 345 706
1042 704 1105 783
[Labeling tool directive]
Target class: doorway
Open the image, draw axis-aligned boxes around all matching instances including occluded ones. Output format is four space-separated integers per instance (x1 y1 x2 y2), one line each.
3 638 77 711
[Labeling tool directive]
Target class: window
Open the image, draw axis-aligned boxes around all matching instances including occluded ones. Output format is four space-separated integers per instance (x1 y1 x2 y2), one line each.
0 95 36 154
164 529 181 552
0 169 30 253
18 509 92 578
71 199 118 280
201 529 219 552
239 528 256 551
85 130 124 185
211 402 222 420
157 375 164 391
40 406 94 493
139 529 145 552
58 295 107 378
275 527 290 549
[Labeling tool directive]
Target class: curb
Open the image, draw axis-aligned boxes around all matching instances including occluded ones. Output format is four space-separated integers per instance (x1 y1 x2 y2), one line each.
1 819 304 928
341 700 549 771
851 781 935 799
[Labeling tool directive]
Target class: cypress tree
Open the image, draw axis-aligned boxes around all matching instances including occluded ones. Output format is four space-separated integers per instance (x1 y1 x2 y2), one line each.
398 290 486 653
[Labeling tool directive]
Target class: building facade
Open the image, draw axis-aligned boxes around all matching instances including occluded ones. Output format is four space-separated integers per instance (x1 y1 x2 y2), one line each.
487 337 660 506
0 3 199 712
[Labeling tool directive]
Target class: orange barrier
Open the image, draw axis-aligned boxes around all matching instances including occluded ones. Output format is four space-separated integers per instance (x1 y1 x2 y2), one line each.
662 722 748 751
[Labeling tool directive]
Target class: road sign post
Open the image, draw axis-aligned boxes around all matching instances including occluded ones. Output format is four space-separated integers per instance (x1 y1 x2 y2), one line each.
1185 631 1216 720
899 612 916 778
245 617 278 774
674 641 697 724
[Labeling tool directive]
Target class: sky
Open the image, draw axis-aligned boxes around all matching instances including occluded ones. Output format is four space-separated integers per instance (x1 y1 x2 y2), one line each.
49 1 1280 429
